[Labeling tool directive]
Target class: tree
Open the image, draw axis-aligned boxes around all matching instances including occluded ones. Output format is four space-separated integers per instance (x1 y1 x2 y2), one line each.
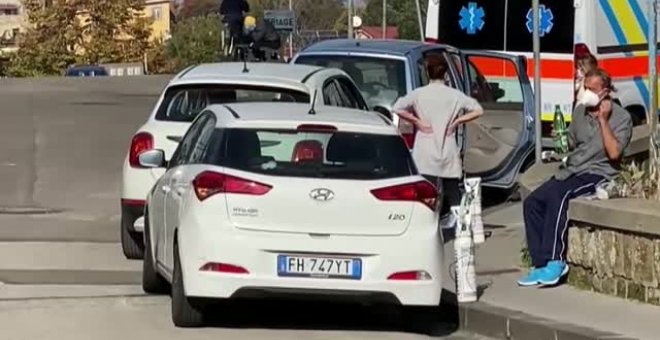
178 0 217 18
248 0 344 31
166 13 225 70
8 0 81 77
78 0 153 64
363 0 428 40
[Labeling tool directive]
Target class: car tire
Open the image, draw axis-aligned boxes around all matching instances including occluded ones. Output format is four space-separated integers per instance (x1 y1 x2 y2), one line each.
142 210 169 294
171 242 205 328
121 208 144 260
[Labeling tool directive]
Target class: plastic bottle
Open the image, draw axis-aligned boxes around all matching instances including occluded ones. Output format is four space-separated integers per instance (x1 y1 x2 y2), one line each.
452 205 478 303
464 177 485 244
553 105 569 154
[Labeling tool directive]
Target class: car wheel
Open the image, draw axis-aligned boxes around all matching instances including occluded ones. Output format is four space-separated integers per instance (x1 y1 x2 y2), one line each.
171 242 205 328
142 211 169 294
121 210 144 260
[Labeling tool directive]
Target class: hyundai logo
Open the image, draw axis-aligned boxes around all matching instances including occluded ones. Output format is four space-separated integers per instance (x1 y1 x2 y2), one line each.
309 188 335 201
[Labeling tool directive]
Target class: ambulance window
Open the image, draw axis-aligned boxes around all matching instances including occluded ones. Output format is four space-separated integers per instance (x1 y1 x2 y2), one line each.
505 0 575 54
436 0 506 51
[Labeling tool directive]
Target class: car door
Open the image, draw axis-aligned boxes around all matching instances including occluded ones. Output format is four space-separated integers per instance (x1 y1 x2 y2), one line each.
458 50 534 189
164 112 217 270
160 113 209 269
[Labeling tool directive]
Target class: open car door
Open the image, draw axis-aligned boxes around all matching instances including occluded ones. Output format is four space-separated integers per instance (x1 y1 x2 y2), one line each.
458 50 535 189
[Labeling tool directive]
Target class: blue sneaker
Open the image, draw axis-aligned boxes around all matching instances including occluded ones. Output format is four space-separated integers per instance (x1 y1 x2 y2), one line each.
517 267 543 286
538 261 569 286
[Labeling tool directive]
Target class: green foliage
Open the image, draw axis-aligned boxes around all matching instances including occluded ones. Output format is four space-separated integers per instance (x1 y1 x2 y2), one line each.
78 0 153 64
8 0 81 77
8 0 153 77
363 0 428 40
520 244 532 269
247 0 344 31
166 14 225 71
612 160 659 200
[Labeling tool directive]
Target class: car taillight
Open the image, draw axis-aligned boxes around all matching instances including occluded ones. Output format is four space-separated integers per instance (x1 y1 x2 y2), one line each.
199 262 249 274
398 120 416 148
370 180 437 210
388 270 432 281
129 132 153 168
192 171 272 201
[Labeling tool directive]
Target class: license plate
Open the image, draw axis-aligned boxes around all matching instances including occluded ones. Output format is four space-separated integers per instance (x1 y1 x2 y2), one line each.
277 255 362 280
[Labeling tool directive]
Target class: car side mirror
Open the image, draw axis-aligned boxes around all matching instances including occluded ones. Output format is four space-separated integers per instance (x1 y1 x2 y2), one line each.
138 149 167 168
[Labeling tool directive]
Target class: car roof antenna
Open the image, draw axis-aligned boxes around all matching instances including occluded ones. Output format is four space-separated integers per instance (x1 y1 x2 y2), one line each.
242 53 249 73
308 89 318 115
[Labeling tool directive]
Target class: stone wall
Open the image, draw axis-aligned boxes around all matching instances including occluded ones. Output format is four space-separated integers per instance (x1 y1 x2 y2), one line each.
567 223 660 304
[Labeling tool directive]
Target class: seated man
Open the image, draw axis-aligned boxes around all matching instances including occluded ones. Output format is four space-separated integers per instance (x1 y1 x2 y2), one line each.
243 16 281 60
518 68 633 287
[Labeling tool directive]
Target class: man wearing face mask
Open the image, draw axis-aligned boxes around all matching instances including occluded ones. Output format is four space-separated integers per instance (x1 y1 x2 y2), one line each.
518 68 632 287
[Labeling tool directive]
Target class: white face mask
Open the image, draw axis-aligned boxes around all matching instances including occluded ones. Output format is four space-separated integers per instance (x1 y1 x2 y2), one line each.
580 89 602 107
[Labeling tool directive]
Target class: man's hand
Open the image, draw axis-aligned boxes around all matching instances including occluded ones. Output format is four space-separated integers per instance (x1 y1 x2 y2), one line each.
595 98 613 122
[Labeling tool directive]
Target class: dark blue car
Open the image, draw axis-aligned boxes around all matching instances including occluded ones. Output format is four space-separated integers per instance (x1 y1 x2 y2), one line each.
65 65 109 77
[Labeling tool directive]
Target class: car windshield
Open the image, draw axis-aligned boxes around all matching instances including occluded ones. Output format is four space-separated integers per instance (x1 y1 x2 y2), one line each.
295 55 407 110
205 128 416 180
156 84 311 122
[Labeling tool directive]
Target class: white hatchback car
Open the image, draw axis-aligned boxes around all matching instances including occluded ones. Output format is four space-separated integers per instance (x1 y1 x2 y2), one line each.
121 62 369 259
137 102 443 327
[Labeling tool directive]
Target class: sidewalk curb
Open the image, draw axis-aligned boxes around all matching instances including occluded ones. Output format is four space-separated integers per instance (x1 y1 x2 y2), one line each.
453 300 638 340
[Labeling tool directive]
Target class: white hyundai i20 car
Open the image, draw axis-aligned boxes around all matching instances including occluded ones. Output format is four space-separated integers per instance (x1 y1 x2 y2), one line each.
120 62 369 259
137 102 444 327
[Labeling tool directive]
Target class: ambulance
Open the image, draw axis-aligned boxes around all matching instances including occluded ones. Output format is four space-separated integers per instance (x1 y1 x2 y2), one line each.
425 0 657 147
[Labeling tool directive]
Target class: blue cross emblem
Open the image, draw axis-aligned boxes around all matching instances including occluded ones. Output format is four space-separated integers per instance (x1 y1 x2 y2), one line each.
458 2 485 35
526 5 554 37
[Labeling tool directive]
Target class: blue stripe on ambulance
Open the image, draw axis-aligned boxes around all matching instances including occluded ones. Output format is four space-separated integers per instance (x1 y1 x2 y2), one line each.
599 0 651 111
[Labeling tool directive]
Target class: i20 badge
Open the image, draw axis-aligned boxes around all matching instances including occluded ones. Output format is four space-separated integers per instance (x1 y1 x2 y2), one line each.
309 188 335 202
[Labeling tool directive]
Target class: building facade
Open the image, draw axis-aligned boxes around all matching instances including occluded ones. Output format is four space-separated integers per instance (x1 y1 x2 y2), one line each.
0 0 24 53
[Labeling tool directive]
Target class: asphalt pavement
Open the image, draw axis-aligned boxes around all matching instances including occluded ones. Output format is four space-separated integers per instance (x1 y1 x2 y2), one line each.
0 296 495 340
0 76 497 339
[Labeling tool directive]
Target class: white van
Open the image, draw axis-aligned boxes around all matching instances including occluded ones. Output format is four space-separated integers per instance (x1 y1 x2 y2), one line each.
426 0 657 147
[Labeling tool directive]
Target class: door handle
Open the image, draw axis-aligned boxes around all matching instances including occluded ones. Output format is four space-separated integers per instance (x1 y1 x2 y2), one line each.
161 185 171 193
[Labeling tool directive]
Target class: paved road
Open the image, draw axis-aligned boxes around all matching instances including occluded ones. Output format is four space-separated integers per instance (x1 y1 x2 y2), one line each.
0 296 493 340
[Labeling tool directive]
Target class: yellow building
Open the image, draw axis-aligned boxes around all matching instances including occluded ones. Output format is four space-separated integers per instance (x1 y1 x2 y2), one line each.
145 0 172 41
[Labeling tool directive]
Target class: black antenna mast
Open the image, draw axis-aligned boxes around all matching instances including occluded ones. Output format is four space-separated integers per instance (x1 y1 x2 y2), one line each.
308 89 318 115
242 49 249 73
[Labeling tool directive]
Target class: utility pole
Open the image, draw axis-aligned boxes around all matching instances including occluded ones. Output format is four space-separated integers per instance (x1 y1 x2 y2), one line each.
648 0 659 197
347 0 353 39
533 0 542 164
289 0 293 59
415 0 423 41
382 0 387 39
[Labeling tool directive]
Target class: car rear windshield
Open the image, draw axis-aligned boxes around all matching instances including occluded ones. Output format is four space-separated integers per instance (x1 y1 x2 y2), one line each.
295 55 407 109
155 84 310 122
206 128 417 180
436 0 574 54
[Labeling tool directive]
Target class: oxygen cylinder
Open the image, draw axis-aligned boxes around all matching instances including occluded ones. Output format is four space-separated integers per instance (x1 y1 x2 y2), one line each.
451 205 478 303
464 177 485 244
